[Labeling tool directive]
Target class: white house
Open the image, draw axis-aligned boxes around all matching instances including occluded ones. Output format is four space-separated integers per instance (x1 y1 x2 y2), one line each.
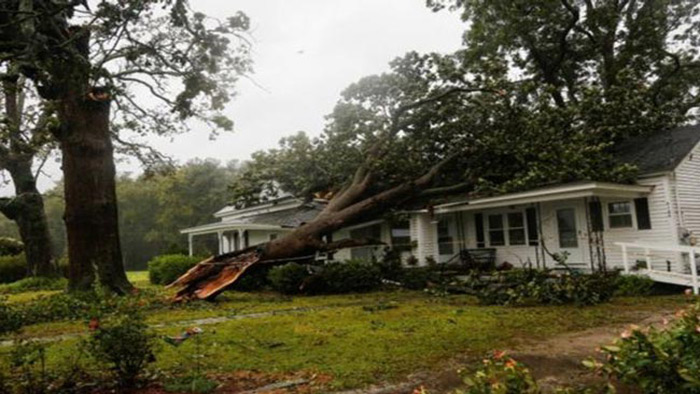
181 125 700 278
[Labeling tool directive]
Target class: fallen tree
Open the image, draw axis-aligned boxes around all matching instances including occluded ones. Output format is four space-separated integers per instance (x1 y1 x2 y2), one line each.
170 84 492 301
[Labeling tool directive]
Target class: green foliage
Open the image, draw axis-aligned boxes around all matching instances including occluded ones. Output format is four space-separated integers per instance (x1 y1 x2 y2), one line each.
268 260 382 295
475 269 618 306
614 275 655 297
396 267 440 290
83 308 156 388
9 339 52 393
0 254 26 284
164 375 218 393
148 254 203 285
0 296 22 335
312 260 383 294
0 277 66 294
268 263 311 295
0 237 23 256
459 351 539 394
589 301 700 393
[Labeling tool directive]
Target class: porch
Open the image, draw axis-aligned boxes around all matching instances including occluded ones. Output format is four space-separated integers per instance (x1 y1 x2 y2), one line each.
180 222 291 256
413 181 655 270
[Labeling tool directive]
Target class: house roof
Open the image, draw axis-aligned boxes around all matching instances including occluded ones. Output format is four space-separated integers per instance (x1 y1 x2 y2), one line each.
181 200 326 235
231 201 325 228
615 124 700 175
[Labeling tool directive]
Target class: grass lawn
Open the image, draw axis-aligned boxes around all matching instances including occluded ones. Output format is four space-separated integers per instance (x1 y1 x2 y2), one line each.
0 272 689 391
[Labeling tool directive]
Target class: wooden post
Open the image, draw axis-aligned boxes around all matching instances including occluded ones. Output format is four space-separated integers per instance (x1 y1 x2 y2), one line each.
622 244 629 274
690 249 699 295
188 234 193 257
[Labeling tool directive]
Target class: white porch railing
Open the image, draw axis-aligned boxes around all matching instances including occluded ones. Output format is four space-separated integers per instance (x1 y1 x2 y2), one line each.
616 242 698 295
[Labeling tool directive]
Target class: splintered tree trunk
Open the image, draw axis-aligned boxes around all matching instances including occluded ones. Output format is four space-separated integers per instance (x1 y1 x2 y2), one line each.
6 161 55 277
58 91 133 294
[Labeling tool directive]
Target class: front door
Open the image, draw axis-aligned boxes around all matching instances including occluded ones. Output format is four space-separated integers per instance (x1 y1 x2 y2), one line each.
555 206 585 265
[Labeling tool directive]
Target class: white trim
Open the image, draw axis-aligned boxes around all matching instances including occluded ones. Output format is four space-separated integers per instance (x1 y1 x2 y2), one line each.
180 222 293 236
434 182 652 214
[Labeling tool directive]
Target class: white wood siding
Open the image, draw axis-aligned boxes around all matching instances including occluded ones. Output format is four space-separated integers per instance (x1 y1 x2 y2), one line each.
674 143 700 237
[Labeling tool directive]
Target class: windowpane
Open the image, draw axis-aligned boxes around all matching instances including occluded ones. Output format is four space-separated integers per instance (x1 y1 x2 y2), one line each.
391 221 411 252
608 201 633 228
488 214 503 229
557 208 578 248
610 215 633 228
609 202 631 214
509 229 526 245
350 224 382 260
438 219 454 255
488 214 505 246
507 212 524 228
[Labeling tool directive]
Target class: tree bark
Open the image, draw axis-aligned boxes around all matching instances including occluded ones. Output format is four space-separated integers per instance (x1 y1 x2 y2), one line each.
57 90 132 293
0 160 55 277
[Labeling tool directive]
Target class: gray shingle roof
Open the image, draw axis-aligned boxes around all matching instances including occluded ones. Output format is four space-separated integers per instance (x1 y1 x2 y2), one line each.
615 124 700 175
237 201 325 228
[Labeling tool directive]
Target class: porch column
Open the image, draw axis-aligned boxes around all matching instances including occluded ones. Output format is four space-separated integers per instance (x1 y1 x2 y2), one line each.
188 233 193 257
237 229 243 250
217 231 224 254
413 212 438 265
222 232 230 253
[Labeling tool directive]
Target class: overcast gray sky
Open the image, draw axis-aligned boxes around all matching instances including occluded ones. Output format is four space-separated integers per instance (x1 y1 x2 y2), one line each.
9 0 466 194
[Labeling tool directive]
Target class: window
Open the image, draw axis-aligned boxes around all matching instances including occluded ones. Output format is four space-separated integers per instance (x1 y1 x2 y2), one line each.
438 219 454 255
390 221 411 252
557 208 578 248
350 224 382 261
608 201 633 228
507 212 526 245
488 214 505 246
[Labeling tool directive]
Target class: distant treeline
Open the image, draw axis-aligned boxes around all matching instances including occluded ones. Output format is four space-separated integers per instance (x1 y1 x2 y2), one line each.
0 159 240 270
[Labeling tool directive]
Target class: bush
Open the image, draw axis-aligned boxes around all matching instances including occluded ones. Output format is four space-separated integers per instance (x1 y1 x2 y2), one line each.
0 296 22 335
0 237 23 256
148 254 203 285
475 269 618 306
313 260 382 294
0 276 67 294
614 274 655 296
0 254 26 284
589 301 700 393
397 267 440 290
268 263 312 294
83 308 156 388
460 351 539 394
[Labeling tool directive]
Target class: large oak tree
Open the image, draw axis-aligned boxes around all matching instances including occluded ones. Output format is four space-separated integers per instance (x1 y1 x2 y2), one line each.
0 0 250 292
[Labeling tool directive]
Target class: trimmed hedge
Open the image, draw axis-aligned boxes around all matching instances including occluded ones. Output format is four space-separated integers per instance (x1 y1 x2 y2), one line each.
148 254 203 285
268 260 382 295
0 254 26 284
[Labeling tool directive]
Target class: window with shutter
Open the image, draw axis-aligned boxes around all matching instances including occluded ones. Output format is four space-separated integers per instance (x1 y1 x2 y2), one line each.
475 213 485 248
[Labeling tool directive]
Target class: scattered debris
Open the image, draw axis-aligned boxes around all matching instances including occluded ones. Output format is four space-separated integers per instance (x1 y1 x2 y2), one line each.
163 327 203 346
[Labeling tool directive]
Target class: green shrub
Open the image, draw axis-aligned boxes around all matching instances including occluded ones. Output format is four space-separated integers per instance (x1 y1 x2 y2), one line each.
475 269 618 306
83 308 156 388
588 301 700 393
313 260 382 294
148 254 203 285
230 263 272 291
268 263 311 294
0 254 26 284
396 267 440 290
0 297 22 335
0 237 23 256
164 375 218 393
0 276 67 294
614 274 655 296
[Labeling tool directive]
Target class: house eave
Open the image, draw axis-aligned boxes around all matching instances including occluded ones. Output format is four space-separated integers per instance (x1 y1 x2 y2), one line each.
432 181 653 214
180 222 292 236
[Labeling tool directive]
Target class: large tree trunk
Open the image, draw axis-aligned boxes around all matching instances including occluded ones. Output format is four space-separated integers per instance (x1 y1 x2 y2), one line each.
57 90 133 294
3 160 55 277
